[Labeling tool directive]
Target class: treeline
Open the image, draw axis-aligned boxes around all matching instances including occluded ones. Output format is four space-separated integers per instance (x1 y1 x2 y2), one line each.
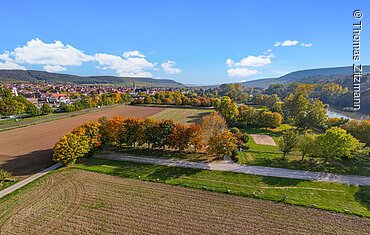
59 92 132 112
263 82 370 113
53 112 246 165
0 86 132 117
131 91 221 108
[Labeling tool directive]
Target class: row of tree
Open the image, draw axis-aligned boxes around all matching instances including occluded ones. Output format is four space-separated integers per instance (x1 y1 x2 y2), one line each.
132 91 221 108
53 112 242 165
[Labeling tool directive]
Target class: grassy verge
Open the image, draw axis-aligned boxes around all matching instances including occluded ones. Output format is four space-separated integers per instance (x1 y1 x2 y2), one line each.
0 180 18 192
74 157 370 217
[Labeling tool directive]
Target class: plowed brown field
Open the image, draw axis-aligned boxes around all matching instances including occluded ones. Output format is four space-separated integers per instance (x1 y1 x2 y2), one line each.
0 105 164 176
0 169 368 234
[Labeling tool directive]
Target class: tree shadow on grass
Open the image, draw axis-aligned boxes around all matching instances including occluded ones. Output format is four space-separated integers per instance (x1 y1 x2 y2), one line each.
83 157 204 182
260 175 305 187
186 112 211 124
355 186 370 211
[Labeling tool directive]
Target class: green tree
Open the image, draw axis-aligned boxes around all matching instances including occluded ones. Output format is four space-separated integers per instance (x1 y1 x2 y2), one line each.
296 99 327 129
316 127 364 163
41 103 53 115
282 93 309 120
260 111 283 128
297 132 317 161
279 129 299 158
219 96 239 122
25 103 41 116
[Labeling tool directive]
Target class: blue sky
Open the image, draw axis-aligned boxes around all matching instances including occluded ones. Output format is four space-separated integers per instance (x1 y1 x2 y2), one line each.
0 0 369 85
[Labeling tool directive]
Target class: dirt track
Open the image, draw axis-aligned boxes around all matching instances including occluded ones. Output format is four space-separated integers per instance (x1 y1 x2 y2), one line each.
0 105 164 176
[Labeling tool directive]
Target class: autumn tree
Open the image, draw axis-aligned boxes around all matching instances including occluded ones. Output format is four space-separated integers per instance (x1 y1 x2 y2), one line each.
122 118 144 147
143 117 159 148
207 130 237 158
200 111 227 142
157 119 175 149
170 123 190 151
98 116 125 144
238 105 259 126
188 123 203 152
260 111 283 128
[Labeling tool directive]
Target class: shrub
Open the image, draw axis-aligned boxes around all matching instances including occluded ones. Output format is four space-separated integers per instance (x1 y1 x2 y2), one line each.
0 169 11 182
238 143 250 151
240 133 249 143
230 127 240 134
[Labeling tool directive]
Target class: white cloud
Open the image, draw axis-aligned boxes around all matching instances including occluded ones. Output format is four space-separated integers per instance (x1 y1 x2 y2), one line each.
227 68 259 78
274 40 300 47
0 38 177 77
13 38 94 66
95 53 155 77
123 50 145 58
226 50 273 69
43 64 67 73
226 59 234 67
234 55 272 67
301 43 312 47
0 52 26 70
161 60 182 74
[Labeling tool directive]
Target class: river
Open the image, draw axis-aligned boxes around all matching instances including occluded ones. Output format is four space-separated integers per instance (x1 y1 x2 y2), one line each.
326 107 370 120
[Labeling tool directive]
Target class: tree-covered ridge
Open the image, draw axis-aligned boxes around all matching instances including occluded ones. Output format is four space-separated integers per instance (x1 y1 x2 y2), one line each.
0 70 184 87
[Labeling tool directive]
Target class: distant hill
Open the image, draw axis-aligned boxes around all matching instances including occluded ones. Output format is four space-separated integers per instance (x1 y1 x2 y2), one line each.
242 66 370 88
0 70 185 87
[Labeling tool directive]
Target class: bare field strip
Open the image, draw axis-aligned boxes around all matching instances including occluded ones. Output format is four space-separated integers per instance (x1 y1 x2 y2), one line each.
0 169 368 234
250 134 276 146
0 105 164 177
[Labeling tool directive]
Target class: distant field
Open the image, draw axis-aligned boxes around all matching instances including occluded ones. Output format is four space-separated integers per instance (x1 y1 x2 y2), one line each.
0 169 368 234
151 107 213 124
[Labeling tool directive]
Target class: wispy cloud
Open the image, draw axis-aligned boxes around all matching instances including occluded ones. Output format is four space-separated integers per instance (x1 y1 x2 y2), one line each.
274 40 312 47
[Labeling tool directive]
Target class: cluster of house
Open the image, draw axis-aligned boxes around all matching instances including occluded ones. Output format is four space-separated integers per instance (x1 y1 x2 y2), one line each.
6 82 182 106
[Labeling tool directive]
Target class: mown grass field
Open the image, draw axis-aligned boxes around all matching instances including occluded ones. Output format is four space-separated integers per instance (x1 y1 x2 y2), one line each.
0 168 369 234
151 107 212 124
238 126 370 176
74 158 370 218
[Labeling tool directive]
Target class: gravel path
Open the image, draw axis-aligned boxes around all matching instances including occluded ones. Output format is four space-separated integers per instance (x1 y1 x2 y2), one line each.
96 153 370 186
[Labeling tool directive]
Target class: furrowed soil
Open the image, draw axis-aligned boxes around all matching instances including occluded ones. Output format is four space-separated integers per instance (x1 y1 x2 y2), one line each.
0 105 164 176
0 169 368 235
